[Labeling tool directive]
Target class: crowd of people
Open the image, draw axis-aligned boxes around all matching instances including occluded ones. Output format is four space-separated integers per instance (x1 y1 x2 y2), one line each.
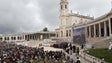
0 42 81 63
0 42 63 63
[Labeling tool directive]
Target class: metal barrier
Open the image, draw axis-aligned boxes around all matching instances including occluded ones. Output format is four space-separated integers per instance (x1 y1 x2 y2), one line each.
62 50 77 62
80 50 107 63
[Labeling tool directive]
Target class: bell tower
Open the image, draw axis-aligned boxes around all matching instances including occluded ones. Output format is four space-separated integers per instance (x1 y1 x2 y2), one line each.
60 0 68 16
60 0 69 27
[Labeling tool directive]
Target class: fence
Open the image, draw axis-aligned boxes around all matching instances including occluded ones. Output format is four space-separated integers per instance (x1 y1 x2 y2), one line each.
80 50 107 63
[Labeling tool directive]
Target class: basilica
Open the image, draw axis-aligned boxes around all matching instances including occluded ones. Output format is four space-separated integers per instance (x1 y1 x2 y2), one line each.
56 0 93 42
56 0 112 48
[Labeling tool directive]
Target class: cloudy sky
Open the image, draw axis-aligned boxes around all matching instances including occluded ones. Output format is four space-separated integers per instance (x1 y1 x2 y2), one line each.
0 0 111 35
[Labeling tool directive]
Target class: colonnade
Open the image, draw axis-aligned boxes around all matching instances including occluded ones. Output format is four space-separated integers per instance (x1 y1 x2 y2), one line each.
0 32 55 42
56 29 72 38
0 35 24 41
87 18 112 38
25 33 51 41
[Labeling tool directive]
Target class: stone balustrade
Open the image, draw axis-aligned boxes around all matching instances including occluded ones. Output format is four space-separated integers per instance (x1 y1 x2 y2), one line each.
80 50 107 63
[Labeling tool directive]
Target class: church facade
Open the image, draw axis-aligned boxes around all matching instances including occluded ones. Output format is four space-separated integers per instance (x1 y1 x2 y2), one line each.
55 0 93 42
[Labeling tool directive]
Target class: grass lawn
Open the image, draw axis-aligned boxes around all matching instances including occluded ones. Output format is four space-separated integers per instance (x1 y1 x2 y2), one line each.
84 48 112 63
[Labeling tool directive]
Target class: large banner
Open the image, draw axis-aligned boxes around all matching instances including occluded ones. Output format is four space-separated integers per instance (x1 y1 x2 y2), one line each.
73 28 86 45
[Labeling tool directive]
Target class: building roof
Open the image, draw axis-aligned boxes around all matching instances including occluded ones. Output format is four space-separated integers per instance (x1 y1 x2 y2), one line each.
86 10 112 24
73 10 112 28
67 13 94 20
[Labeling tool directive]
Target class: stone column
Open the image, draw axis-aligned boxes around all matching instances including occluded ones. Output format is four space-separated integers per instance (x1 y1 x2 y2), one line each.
109 18 111 36
85 27 88 38
32 35 34 40
99 23 101 37
28 35 30 41
39 35 40 40
34 34 36 40
37 34 39 40
49 34 50 38
40 35 43 40
35 35 37 40
104 21 107 37
89 26 91 38
94 24 96 38
30 35 31 40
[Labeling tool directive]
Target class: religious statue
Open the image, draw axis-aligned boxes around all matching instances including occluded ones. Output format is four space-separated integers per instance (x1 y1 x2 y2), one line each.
108 42 112 50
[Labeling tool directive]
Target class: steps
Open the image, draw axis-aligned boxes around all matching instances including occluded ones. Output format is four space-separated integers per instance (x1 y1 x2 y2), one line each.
87 37 112 48
93 39 111 48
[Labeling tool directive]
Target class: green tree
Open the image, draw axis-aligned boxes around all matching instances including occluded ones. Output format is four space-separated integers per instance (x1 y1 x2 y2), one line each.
43 27 48 32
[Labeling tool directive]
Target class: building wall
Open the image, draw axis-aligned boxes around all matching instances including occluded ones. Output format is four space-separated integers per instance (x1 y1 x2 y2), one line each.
0 32 55 42
72 12 112 47
56 0 93 42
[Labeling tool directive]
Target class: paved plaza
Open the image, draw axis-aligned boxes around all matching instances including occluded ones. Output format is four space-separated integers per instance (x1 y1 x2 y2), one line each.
16 40 91 63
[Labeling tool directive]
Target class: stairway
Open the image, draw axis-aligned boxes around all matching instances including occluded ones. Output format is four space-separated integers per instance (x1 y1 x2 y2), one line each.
92 37 112 48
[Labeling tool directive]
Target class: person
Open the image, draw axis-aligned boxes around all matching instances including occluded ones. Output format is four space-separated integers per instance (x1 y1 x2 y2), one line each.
81 44 84 49
72 45 76 53
76 57 81 63
69 58 73 63
76 47 80 56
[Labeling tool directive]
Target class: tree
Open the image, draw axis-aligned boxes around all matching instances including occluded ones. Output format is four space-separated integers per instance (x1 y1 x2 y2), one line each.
43 27 48 32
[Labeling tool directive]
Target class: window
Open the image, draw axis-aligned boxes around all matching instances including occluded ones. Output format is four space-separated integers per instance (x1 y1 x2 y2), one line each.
57 34 58 37
66 30 68 37
57 33 58 37
65 5 67 9
61 5 63 9
69 30 71 36
61 31 63 37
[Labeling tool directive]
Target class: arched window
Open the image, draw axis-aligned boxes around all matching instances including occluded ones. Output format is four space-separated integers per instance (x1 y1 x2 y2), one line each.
65 5 67 9
61 31 63 37
61 5 63 9
57 32 58 37
66 30 68 37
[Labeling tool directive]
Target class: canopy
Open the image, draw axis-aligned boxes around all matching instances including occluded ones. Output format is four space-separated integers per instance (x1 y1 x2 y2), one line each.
44 47 63 51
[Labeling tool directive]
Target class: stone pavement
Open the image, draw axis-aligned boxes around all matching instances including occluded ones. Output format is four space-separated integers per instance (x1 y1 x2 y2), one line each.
62 50 91 63
71 53 91 63
17 41 91 63
79 56 91 63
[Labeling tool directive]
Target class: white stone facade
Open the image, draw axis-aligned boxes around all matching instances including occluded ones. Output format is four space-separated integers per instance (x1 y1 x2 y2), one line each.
56 0 93 42
0 32 55 42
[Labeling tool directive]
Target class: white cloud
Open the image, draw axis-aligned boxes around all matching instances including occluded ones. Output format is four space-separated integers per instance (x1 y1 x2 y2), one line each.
0 0 111 34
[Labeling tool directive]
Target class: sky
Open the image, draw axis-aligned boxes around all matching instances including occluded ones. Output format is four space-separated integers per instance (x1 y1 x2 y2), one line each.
0 0 111 35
